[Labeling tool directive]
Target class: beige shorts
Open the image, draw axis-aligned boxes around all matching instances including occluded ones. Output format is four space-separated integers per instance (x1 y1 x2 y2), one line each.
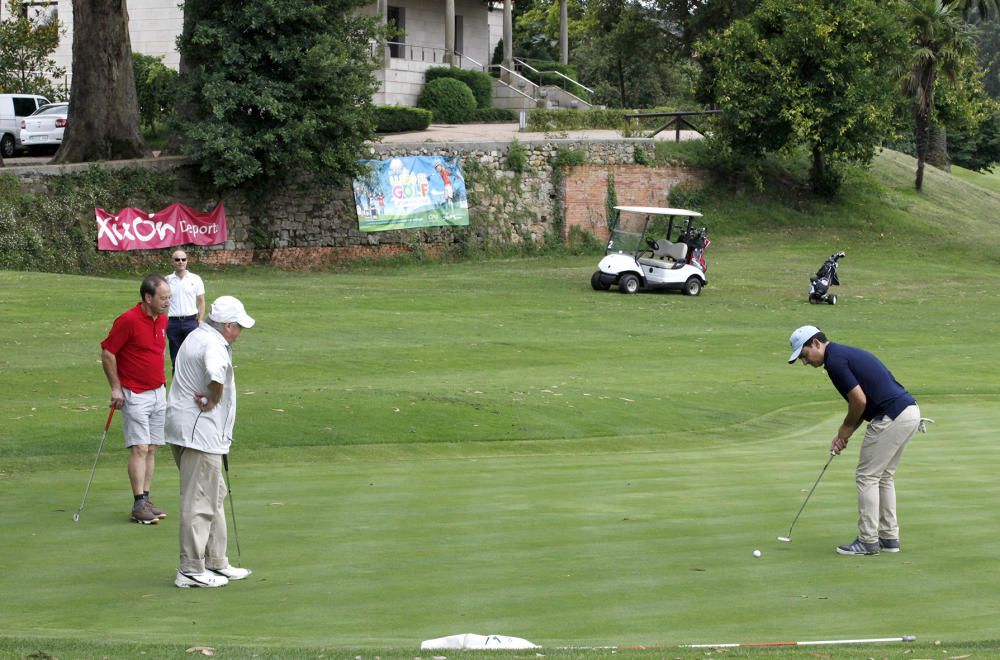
122 386 166 448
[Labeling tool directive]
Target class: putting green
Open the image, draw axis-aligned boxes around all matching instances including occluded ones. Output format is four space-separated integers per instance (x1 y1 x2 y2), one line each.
1 390 997 650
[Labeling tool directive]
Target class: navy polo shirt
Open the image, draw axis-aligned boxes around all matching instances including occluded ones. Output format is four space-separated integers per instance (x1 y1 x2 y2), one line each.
824 343 916 422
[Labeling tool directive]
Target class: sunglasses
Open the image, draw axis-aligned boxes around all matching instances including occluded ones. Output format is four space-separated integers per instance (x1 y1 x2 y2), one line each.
174 257 187 262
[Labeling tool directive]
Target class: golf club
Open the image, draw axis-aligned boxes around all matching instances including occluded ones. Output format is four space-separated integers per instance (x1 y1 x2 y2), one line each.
72 405 116 522
222 453 242 566
777 451 836 543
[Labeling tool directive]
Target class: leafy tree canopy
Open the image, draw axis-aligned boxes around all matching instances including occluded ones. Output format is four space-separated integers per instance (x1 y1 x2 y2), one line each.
0 0 65 99
176 0 382 188
132 53 178 132
697 0 908 195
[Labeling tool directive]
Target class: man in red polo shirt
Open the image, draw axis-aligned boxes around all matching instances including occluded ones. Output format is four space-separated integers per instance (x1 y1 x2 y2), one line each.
101 274 172 524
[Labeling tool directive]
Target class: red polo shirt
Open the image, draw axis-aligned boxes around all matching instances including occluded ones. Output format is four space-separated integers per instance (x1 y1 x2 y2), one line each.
100 303 167 392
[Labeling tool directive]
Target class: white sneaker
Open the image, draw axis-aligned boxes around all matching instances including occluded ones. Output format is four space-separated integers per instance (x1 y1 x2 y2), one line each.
175 570 229 588
208 565 252 580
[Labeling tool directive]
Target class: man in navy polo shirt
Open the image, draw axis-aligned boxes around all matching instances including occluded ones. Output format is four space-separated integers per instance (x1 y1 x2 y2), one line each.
787 325 921 556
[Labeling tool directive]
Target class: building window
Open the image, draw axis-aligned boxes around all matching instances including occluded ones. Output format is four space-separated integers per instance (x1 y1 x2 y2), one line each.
387 6 405 59
20 0 58 25
455 15 463 55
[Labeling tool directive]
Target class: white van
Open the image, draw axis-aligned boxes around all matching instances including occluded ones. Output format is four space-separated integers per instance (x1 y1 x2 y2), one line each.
1 93 51 157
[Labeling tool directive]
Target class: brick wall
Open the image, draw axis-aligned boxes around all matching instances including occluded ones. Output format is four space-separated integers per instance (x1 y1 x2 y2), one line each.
564 164 703 243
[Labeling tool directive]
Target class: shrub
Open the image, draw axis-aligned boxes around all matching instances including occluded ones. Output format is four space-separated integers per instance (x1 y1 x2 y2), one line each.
417 77 477 124
506 138 528 173
468 107 518 123
551 147 586 170
373 106 433 133
426 67 494 109
527 108 627 132
668 182 707 210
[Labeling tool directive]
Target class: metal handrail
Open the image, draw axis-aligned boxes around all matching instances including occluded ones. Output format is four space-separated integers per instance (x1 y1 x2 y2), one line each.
491 64 538 101
512 57 594 95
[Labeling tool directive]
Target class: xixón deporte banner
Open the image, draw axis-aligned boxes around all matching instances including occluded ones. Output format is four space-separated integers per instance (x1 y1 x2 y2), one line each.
96 203 227 251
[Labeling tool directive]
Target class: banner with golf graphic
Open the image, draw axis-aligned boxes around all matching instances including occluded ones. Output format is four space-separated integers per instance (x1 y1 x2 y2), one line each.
354 155 469 232
96 203 228 251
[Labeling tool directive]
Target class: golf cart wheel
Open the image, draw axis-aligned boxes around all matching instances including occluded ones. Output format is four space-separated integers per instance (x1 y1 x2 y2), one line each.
618 273 640 294
683 276 702 296
591 271 610 291
828 294 837 305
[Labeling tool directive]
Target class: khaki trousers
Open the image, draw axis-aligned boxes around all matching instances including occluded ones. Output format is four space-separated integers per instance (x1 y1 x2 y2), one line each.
172 445 229 574
855 404 920 544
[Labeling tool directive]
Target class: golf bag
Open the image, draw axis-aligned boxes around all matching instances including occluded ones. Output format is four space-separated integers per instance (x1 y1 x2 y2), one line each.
680 226 710 272
809 251 845 305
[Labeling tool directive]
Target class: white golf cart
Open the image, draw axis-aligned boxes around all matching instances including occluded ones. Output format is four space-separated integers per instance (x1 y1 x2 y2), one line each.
591 206 709 296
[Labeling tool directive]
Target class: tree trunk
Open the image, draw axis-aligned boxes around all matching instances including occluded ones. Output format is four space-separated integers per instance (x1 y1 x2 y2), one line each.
559 0 568 66
52 0 149 163
912 65 936 193
927 122 950 171
913 108 930 192
616 56 626 108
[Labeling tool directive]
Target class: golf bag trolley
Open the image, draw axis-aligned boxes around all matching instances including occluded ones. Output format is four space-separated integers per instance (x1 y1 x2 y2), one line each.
809 251 845 305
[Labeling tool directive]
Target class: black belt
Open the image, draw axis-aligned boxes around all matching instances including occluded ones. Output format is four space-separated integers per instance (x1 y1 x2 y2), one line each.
170 315 198 321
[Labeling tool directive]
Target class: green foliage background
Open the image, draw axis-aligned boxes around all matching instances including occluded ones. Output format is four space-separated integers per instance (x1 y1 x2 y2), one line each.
175 0 382 188
698 0 909 195
0 0 65 100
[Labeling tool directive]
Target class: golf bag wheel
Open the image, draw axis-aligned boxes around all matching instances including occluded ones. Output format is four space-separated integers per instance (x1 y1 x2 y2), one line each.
591 271 610 291
808 295 821 304
828 294 837 305
683 277 702 296
618 273 640 294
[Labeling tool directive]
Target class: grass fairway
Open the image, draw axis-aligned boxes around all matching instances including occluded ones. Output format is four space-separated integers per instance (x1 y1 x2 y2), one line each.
2 151 1000 659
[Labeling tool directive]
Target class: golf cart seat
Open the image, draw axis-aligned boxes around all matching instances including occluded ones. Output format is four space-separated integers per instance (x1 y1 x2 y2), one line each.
652 239 688 262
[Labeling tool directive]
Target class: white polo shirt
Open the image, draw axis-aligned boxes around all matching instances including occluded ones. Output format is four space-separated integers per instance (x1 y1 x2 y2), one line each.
165 324 237 454
165 272 205 318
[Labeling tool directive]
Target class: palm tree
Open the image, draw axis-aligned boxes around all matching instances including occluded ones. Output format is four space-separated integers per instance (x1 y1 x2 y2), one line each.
903 0 975 191
944 0 999 19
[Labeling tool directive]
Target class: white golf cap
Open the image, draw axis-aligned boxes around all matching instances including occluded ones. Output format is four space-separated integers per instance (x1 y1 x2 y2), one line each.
209 295 255 328
787 325 821 363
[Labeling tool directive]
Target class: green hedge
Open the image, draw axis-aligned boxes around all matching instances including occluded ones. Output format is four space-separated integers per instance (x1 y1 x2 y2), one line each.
468 108 518 123
374 106 433 133
526 108 628 132
425 67 493 109
417 77 477 124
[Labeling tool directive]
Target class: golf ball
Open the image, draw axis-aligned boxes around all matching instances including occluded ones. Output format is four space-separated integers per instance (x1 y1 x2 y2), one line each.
753 549 762 558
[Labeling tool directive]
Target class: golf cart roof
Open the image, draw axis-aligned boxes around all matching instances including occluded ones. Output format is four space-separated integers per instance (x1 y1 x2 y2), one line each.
614 206 702 217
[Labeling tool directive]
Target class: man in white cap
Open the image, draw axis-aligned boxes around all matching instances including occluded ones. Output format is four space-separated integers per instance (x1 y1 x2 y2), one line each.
787 325 920 556
165 296 255 587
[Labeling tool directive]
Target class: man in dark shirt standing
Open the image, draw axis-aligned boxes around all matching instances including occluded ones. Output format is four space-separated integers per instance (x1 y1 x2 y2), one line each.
787 325 921 556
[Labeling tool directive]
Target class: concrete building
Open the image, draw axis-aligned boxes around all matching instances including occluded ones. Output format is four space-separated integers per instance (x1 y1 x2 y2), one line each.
2 0 505 107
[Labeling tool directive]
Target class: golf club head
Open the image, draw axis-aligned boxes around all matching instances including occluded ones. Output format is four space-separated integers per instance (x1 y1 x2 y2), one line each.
776 536 792 543
72 512 80 522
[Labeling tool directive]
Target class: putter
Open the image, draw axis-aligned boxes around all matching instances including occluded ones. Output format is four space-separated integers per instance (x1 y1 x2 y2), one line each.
777 451 836 543
72 406 116 522
222 453 243 566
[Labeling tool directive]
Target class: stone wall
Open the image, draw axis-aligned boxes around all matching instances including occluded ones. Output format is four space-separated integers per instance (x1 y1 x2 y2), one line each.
3 138 702 269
